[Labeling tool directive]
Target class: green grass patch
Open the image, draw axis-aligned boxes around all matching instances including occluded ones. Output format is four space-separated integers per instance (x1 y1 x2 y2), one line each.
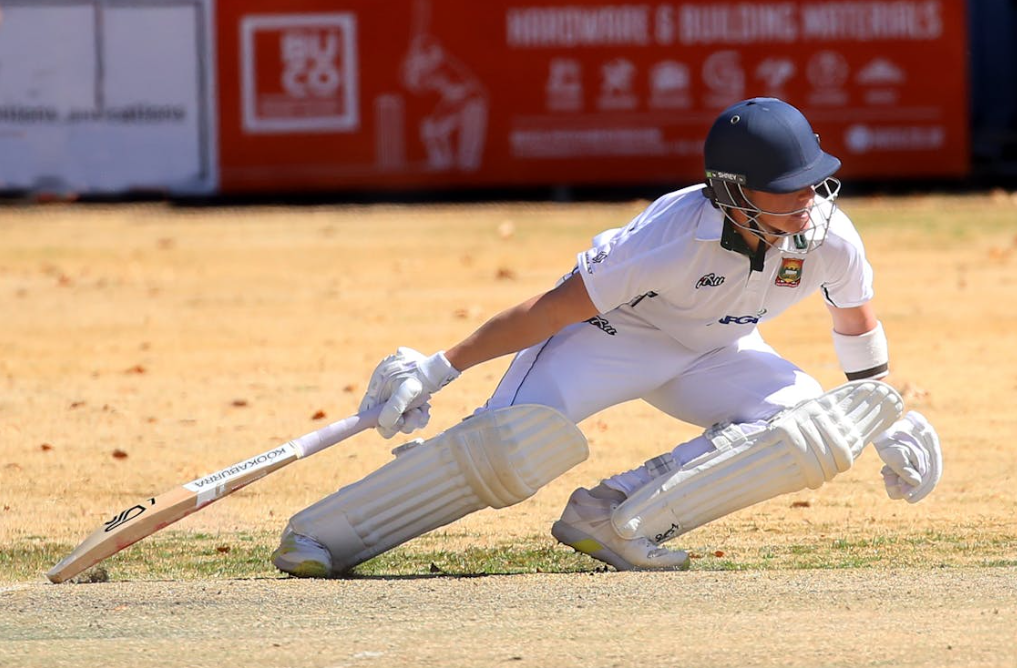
1 532 281 583
5 528 1015 584
353 543 597 578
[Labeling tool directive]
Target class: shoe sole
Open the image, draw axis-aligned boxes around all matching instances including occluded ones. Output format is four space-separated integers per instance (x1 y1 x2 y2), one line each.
551 520 638 571
271 544 331 578
288 560 330 578
552 520 691 572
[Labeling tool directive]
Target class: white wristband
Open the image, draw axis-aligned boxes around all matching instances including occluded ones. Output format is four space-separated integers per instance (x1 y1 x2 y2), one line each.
832 321 889 380
417 351 461 392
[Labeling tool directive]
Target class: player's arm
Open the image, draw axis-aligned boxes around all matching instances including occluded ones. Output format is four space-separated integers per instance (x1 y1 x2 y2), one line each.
828 301 943 504
826 301 889 380
361 273 599 437
446 272 597 371
827 301 877 336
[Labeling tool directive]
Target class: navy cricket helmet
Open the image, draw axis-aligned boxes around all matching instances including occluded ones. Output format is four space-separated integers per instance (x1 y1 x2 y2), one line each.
703 98 842 254
705 97 840 196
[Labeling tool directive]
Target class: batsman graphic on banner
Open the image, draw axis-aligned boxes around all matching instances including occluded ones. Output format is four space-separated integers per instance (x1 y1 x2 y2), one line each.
217 0 969 193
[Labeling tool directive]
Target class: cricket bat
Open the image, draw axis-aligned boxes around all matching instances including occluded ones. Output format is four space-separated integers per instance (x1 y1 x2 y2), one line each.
46 405 382 583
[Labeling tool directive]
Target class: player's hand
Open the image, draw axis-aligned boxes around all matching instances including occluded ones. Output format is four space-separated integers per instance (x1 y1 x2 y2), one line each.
359 347 460 439
872 411 942 503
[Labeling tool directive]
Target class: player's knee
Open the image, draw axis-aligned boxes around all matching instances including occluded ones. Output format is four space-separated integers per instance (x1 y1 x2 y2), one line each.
771 380 902 488
611 381 903 542
442 406 588 509
756 371 825 419
287 404 589 574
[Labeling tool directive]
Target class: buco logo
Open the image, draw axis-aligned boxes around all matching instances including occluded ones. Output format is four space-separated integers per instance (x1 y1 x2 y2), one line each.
241 13 360 133
280 29 344 99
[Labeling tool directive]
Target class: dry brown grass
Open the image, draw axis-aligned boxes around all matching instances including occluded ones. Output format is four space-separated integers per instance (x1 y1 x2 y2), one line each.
1 194 1015 574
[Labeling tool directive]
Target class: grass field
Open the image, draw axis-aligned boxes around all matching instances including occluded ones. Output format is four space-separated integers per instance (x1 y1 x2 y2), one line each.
0 193 1015 667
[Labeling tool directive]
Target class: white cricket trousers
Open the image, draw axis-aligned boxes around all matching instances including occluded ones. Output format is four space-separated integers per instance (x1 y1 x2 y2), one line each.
481 308 824 491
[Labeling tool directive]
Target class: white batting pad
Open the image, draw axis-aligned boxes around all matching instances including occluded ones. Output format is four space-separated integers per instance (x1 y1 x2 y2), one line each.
612 380 903 543
286 404 588 573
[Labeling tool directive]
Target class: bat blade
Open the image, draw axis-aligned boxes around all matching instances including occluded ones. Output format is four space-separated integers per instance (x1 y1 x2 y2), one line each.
47 408 379 583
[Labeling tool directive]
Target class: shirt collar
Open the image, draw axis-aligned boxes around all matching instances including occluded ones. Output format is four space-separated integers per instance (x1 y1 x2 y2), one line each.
698 199 768 271
694 200 725 241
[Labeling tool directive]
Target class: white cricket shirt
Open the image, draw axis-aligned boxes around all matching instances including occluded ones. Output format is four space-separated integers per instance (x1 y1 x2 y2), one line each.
577 184 874 354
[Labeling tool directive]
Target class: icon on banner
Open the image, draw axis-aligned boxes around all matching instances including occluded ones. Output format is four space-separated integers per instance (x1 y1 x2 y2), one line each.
755 58 796 97
857 58 905 85
703 51 744 108
241 13 359 133
649 61 690 109
598 58 638 111
857 58 905 106
546 59 583 112
806 51 849 107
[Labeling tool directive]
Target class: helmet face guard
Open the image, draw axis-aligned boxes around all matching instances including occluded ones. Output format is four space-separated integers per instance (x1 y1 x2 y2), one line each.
707 173 841 254
703 98 842 254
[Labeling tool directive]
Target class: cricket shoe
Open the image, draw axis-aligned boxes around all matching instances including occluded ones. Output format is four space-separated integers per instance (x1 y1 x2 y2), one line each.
551 486 690 571
272 528 332 578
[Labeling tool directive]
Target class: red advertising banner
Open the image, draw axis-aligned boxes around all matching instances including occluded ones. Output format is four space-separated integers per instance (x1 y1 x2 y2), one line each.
217 0 969 193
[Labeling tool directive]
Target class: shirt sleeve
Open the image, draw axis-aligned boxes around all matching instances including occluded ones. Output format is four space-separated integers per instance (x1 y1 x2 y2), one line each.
819 213 875 308
576 198 682 313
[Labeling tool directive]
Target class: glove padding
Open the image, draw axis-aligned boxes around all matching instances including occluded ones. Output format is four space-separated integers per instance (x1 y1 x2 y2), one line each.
359 347 460 439
872 411 942 503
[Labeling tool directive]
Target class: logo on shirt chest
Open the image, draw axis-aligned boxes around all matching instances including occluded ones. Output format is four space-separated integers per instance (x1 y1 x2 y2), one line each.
718 308 767 325
775 258 804 287
695 272 726 289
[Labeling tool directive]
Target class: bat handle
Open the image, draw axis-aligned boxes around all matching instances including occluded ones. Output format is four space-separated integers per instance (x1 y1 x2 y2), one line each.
291 404 384 458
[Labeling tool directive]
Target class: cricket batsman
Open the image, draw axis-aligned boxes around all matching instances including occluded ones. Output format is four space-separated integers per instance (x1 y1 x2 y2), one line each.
272 97 943 576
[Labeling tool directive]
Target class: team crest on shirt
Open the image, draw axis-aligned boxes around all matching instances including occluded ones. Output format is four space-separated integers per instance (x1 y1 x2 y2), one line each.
775 258 804 287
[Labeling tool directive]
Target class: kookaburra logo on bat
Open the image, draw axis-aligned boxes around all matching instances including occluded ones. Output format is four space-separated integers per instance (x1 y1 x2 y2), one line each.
104 498 156 532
